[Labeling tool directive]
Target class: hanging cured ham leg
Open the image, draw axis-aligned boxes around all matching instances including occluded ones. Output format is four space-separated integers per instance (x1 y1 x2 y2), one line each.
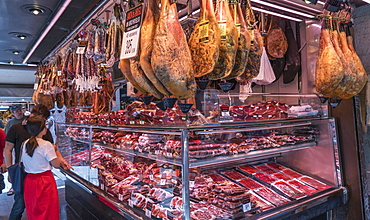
315 17 343 95
188 0 220 78
207 0 238 80
151 0 196 100
224 1 251 80
338 21 367 99
326 17 356 97
140 0 170 96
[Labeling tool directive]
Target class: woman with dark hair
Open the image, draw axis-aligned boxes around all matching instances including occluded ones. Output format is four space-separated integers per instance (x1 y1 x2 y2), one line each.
20 116 64 220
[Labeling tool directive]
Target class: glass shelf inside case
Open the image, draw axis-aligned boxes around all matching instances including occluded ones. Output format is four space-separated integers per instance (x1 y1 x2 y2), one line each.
203 90 329 124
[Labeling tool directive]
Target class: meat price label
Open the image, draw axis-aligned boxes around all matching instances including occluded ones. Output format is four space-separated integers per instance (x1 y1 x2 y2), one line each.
120 4 143 59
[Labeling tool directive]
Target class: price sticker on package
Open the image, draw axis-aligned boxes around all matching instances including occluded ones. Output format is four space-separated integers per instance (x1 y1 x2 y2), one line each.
243 202 252 212
118 194 124 201
128 199 133 208
120 4 143 59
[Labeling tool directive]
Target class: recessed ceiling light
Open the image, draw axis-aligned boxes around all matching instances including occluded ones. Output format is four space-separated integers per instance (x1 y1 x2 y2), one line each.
29 8 44 15
9 61 14 65
6 49 23 55
8 32 33 40
20 4 51 16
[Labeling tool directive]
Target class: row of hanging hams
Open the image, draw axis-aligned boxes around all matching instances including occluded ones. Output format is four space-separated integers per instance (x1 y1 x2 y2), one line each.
119 0 267 100
315 11 367 99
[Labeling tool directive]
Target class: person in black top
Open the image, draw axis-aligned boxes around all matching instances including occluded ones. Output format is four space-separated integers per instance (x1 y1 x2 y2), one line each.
3 104 71 220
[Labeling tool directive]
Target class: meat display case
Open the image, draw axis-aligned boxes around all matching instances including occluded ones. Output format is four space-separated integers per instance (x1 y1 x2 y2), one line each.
56 115 347 220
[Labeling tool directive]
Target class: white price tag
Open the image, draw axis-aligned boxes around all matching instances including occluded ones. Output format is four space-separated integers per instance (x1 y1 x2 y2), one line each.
172 179 177 185
155 150 160 155
129 199 133 207
57 70 62 76
120 4 143 59
33 83 39 90
145 209 151 217
243 202 252 212
160 179 166 185
76 46 86 54
149 174 154 180
118 194 123 201
100 184 104 190
189 181 195 188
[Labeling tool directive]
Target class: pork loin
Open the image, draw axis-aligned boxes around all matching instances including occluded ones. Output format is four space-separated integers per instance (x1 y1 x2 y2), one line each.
151 0 196 100
207 0 238 80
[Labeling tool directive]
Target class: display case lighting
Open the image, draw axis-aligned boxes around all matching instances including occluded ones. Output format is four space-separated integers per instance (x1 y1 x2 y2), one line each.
362 0 370 3
251 0 315 18
251 7 303 22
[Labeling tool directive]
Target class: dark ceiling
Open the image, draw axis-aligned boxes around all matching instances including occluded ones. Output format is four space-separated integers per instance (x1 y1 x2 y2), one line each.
0 0 367 67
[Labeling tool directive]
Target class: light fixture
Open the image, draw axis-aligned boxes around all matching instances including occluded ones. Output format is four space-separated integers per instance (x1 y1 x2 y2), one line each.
251 0 315 18
23 0 73 64
20 4 51 16
8 32 33 40
6 49 23 55
13 51 19 55
251 7 303 22
29 8 44 15
179 8 201 22
362 0 370 3
9 61 14 65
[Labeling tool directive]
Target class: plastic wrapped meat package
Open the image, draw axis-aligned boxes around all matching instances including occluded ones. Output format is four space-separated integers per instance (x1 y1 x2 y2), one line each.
222 170 247 181
272 172 292 181
255 164 278 174
254 188 291 206
238 165 259 174
249 190 275 211
252 172 277 184
272 181 306 199
265 162 287 171
299 176 332 191
287 180 318 195
281 168 303 178
238 178 264 190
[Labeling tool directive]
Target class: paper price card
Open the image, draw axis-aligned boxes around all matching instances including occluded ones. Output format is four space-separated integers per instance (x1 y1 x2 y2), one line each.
120 4 143 59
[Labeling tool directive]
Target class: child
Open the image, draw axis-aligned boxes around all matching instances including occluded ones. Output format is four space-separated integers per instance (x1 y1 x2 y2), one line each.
21 115 66 220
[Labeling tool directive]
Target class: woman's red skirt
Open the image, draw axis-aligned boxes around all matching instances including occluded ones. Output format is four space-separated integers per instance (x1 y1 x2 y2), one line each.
24 170 60 220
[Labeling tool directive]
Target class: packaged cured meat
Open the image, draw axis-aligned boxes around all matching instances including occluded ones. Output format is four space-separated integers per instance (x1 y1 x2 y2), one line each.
272 181 306 199
222 170 247 181
224 1 251 80
299 176 331 191
315 17 344 95
249 190 275 211
271 173 291 181
281 168 303 178
287 179 318 195
238 178 264 190
188 0 220 78
207 0 238 80
255 164 277 175
266 162 286 171
252 172 277 184
152 0 196 100
254 187 290 206
238 165 259 174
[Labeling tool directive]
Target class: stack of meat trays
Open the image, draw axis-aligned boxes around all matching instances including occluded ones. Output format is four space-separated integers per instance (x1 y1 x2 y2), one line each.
222 170 275 211
190 173 250 218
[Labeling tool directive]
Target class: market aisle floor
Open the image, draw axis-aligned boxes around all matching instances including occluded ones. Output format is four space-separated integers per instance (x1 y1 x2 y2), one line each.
0 170 80 220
